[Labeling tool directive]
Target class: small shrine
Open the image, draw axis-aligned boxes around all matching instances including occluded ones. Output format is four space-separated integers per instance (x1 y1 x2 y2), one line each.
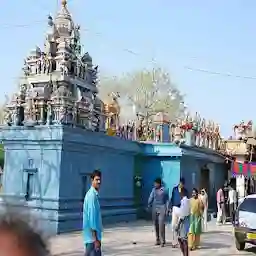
3 0 103 131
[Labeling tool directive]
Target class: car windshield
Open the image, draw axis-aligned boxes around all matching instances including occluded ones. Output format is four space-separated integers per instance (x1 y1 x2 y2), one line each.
239 198 256 213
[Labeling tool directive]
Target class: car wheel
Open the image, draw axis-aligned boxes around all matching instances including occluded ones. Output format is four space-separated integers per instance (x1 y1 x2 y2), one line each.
235 239 245 251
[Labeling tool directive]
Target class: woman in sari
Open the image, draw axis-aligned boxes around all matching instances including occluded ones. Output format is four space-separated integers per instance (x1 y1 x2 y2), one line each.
200 188 208 232
188 188 204 251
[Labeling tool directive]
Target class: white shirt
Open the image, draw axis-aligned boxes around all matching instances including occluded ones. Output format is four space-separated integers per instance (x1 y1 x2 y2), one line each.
179 196 190 218
228 189 237 204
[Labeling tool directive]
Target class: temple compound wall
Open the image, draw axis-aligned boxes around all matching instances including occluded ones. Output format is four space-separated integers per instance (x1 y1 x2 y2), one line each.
0 126 226 234
140 141 226 216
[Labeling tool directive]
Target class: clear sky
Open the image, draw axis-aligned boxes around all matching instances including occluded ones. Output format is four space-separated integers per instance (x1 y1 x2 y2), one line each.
0 0 256 137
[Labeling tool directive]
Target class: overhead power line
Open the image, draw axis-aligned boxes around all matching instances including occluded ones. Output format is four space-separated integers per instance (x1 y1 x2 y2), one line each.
0 21 45 29
1 5 256 81
184 66 256 80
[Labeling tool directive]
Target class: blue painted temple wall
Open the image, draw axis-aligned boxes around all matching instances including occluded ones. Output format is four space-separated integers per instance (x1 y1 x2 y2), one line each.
140 143 181 208
58 127 140 233
180 146 227 211
0 126 227 234
0 126 141 234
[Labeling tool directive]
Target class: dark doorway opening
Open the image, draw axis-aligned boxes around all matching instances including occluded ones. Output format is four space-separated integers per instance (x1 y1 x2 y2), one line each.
200 166 210 197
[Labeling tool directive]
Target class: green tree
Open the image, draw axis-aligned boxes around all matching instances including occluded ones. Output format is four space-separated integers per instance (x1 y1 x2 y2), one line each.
98 67 186 122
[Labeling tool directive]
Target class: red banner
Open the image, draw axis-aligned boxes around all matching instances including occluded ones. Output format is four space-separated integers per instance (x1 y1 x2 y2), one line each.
232 161 256 177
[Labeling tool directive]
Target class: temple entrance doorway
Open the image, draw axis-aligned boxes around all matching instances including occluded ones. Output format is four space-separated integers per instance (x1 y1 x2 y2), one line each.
200 165 210 196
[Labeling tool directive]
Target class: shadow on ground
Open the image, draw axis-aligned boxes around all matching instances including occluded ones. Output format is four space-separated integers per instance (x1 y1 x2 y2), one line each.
205 230 232 235
200 241 231 249
246 246 256 254
53 250 84 256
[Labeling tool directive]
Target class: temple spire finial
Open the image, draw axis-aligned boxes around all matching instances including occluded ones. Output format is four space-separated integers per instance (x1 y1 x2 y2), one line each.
61 0 67 7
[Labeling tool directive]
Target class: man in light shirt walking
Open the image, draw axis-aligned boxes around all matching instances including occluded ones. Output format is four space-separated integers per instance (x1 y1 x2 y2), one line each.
228 185 237 224
83 170 102 256
216 186 226 225
148 178 169 247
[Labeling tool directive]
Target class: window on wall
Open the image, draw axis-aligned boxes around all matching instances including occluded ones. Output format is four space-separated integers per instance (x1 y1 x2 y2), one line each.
25 173 34 201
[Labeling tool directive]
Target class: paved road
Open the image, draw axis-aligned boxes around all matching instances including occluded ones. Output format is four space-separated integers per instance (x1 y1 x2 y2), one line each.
50 220 256 255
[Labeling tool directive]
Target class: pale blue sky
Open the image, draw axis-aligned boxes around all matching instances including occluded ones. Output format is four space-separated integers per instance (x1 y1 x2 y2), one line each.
1 0 256 137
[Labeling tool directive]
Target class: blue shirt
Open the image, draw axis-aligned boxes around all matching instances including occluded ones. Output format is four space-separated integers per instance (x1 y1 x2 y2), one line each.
148 187 169 209
83 187 102 244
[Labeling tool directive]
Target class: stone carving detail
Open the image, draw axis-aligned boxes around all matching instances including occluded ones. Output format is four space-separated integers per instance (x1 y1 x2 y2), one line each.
104 92 121 135
167 111 221 150
234 120 253 140
3 0 103 130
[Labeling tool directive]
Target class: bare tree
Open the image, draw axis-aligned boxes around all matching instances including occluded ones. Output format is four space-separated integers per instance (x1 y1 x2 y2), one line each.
98 67 186 122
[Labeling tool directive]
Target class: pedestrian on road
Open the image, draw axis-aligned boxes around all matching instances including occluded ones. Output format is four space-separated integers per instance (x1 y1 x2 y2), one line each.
216 186 226 225
175 187 190 256
170 177 188 248
228 185 237 224
148 177 169 247
83 170 102 256
200 188 208 232
188 188 204 251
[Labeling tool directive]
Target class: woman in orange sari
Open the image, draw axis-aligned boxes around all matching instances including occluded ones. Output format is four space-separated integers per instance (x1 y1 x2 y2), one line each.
188 188 204 250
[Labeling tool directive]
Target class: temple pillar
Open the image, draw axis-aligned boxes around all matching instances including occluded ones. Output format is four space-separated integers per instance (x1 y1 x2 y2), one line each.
0 125 63 235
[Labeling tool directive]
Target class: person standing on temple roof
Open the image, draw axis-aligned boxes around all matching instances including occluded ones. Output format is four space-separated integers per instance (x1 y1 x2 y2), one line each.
148 178 169 247
83 170 102 256
170 177 188 248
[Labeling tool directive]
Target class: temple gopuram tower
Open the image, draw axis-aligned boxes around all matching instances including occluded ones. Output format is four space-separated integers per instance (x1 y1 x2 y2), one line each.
4 0 101 129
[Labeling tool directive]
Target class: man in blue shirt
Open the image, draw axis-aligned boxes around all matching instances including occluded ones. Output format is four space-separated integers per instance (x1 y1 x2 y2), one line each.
148 177 169 247
170 177 188 248
83 170 102 256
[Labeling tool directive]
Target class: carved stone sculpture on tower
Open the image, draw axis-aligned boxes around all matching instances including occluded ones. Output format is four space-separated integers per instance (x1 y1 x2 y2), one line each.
3 0 100 130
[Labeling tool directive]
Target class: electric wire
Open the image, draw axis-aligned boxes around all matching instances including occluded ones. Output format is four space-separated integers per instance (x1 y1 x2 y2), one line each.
0 1 255 81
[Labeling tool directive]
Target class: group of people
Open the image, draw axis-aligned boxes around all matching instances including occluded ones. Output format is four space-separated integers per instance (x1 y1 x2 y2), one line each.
81 171 210 256
216 184 237 225
148 177 208 256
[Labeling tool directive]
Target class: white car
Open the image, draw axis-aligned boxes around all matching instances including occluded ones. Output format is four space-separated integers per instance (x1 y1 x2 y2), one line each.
234 194 256 250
